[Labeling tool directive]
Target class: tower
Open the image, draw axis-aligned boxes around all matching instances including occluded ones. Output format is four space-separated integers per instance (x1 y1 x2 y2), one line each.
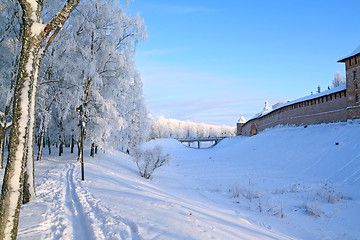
338 45 360 120
236 115 246 136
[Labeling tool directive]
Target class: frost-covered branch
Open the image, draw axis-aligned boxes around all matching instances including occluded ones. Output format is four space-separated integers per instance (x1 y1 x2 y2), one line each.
134 145 172 179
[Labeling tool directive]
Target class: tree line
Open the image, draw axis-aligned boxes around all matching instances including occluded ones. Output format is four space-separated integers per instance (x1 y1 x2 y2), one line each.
150 116 236 139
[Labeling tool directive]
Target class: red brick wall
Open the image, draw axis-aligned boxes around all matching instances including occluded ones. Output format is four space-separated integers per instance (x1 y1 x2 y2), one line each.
346 54 360 119
238 90 347 136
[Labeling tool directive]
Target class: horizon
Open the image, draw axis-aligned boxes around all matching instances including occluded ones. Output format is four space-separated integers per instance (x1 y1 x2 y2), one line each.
128 0 360 126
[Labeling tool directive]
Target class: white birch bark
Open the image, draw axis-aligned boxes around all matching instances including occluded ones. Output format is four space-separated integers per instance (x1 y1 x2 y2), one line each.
36 122 45 161
0 0 80 239
22 58 40 203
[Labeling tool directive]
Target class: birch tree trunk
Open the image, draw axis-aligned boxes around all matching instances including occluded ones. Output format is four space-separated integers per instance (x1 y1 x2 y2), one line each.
0 34 40 239
0 139 3 169
0 138 6 169
36 123 45 161
77 76 91 181
47 136 51 156
23 60 40 203
0 0 80 238
0 101 13 170
58 136 63 156
22 0 80 205
77 31 94 168
0 8 43 236
0 128 6 169
70 135 74 153
90 142 94 157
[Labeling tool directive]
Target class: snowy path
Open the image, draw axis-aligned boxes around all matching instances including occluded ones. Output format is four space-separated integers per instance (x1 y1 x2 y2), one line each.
64 164 95 240
35 158 143 240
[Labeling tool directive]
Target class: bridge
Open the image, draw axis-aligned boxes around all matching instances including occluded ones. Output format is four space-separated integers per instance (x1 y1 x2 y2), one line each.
175 137 226 149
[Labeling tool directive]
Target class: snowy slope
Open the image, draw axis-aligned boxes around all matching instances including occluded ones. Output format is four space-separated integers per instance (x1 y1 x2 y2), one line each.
1 122 359 239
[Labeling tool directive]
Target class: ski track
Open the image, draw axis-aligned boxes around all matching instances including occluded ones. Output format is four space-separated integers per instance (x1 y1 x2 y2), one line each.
39 159 143 240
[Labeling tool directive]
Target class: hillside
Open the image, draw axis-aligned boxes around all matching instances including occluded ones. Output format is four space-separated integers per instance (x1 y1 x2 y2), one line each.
1 122 359 239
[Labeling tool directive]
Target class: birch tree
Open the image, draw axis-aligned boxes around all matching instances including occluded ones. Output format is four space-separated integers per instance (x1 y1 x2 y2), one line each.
38 0 148 160
0 0 22 169
0 0 80 238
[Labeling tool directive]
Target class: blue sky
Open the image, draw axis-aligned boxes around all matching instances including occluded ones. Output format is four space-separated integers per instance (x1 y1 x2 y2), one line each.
128 0 360 126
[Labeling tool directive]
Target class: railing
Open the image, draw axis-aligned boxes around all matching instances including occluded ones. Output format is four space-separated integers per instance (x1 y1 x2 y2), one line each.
175 137 226 149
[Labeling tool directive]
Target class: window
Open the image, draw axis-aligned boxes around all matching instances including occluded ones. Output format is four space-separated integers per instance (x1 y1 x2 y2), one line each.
355 56 358 64
356 94 359 103
354 71 357 81
349 58 352 66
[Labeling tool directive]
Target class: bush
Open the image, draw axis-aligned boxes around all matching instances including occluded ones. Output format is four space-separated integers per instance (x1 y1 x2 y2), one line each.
134 145 172 179
303 201 321 217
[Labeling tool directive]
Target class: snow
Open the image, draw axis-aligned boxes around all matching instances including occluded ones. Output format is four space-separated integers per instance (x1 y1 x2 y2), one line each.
27 0 39 22
31 22 45 36
1 122 359 239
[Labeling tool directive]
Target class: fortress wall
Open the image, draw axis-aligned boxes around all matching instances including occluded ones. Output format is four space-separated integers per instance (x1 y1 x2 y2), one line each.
346 63 360 119
239 89 347 136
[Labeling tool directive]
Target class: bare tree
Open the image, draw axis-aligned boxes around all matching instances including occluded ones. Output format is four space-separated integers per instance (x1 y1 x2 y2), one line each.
332 71 345 88
134 146 172 179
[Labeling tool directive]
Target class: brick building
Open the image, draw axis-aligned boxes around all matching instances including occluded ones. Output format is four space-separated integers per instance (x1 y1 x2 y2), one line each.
338 45 360 119
237 45 360 136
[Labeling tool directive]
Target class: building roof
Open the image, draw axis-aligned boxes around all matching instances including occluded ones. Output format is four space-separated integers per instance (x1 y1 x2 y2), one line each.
238 115 246 123
246 84 346 123
338 44 360 62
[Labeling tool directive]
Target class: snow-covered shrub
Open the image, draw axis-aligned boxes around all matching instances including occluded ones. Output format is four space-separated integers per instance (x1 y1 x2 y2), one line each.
243 178 260 201
230 181 241 198
272 187 286 195
273 183 303 195
258 199 263 213
303 201 321 217
134 146 172 179
229 178 260 201
267 201 285 218
315 184 342 204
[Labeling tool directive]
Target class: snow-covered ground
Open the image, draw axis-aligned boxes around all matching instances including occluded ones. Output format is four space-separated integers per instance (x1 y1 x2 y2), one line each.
1 122 360 239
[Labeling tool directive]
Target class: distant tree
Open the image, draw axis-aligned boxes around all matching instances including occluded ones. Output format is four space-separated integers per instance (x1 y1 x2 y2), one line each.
332 71 345 88
150 116 236 139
